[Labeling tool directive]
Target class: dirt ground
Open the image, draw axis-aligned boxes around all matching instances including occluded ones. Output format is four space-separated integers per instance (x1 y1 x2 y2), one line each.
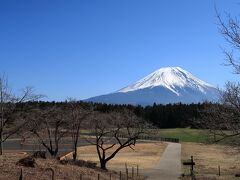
0 152 120 180
63 142 167 171
0 142 165 180
181 142 240 180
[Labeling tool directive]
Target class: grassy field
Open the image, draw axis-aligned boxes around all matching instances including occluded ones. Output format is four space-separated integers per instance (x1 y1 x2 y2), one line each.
154 128 240 145
80 128 210 143
152 128 209 143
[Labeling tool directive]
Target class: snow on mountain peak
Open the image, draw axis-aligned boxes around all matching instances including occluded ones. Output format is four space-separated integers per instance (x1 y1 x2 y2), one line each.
86 66 218 105
118 67 214 96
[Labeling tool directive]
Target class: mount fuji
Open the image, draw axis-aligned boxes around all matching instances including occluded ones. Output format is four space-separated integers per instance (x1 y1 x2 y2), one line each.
86 67 219 105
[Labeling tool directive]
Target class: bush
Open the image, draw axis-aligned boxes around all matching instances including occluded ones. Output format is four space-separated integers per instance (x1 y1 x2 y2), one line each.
32 151 46 159
60 159 97 169
16 156 36 168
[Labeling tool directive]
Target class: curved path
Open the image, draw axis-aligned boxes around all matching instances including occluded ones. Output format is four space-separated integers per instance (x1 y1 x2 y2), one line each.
145 142 181 180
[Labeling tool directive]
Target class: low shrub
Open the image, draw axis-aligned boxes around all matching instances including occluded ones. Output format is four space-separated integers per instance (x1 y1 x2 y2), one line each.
60 159 97 169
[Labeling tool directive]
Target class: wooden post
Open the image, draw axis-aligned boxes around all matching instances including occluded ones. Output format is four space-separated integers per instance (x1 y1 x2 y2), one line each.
190 156 194 176
125 163 128 180
182 156 195 179
98 174 100 180
132 167 134 178
109 173 112 180
137 165 139 176
218 165 221 176
19 168 23 180
119 171 122 180
80 174 82 180
45 168 55 180
125 163 128 174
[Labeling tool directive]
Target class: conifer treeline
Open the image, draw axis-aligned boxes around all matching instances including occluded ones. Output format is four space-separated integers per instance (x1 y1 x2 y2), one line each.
23 101 210 128
94 102 208 128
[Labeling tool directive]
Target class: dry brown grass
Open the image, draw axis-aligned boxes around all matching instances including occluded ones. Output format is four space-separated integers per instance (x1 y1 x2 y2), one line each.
0 152 120 180
181 142 240 180
63 142 167 171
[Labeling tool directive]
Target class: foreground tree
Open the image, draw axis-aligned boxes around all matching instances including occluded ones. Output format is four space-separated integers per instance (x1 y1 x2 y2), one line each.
216 8 240 73
201 82 240 144
201 6 240 144
89 110 146 170
28 105 68 157
0 75 42 155
67 99 91 161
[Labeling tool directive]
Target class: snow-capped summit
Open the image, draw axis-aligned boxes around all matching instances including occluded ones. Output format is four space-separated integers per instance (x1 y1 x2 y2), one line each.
119 67 214 96
86 67 219 105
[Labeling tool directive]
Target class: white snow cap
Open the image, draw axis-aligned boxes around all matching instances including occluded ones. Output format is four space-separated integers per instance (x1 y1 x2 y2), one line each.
118 67 214 96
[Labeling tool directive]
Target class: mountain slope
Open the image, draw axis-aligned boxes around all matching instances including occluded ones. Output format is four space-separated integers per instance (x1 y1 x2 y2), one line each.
86 67 219 105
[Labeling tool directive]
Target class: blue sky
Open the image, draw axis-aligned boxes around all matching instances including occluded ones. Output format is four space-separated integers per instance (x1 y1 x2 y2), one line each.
0 0 240 101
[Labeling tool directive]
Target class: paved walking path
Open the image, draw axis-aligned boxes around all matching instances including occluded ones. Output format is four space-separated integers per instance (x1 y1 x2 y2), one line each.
145 142 181 180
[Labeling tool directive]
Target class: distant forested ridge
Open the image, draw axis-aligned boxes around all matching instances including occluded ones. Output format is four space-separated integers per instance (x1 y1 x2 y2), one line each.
21 101 211 128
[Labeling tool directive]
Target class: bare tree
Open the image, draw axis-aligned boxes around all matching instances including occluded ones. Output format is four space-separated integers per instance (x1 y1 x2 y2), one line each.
216 7 240 73
89 110 146 170
28 105 67 157
201 82 240 144
66 99 91 161
201 7 240 144
0 75 42 155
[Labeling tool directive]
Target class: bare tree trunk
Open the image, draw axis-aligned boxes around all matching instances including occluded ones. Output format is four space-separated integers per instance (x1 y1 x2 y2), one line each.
54 138 59 157
73 130 80 161
0 140 2 155
0 83 4 156
0 128 3 155
73 140 78 161
100 160 107 170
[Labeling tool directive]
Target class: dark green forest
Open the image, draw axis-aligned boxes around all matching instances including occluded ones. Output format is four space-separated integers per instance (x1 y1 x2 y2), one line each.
22 101 211 129
94 102 208 128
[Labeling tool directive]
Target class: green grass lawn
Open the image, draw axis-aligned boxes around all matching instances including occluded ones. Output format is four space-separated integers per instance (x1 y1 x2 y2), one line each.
154 128 209 143
154 128 240 145
80 128 210 143
80 128 237 144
